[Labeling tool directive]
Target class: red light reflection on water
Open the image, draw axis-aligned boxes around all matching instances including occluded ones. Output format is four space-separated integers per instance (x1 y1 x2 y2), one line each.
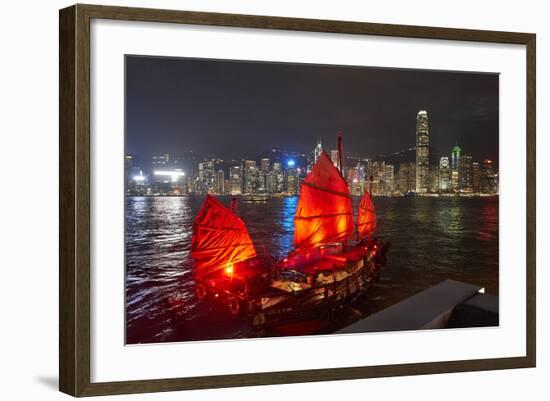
479 198 498 241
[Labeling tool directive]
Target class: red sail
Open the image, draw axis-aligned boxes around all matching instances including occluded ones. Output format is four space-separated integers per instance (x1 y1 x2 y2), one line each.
294 151 354 251
191 195 257 277
357 190 377 239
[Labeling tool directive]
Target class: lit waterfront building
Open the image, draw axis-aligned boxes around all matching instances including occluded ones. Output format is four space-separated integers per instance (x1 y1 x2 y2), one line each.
384 165 395 195
215 170 225 195
472 162 481 193
429 165 439 193
186 176 196 194
482 159 498 194
285 168 300 195
152 153 170 167
415 110 430 193
229 165 242 195
439 156 451 192
260 158 270 172
243 160 256 194
459 155 473 193
152 168 186 195
451 144 461 192
330 149 339 169
358 163 366 194
377 162 385 195
265 162 284 194
128 168 147 195
258 170 267 192
313 139 323 163
170 169 187 195
266 170 277 194
348 164 361 195
273 162 284 193
245 166 261 194
125 155 134 193
198 160 216 194
367 160 386 195
125 155 133 171
244 160 256 170
397 162 416 194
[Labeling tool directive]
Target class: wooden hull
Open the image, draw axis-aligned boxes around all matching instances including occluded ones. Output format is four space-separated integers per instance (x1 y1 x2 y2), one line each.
195 241 389 329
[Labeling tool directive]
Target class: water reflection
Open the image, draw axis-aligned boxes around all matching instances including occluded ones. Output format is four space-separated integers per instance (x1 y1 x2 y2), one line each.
276 196 298 257
126 195 499 344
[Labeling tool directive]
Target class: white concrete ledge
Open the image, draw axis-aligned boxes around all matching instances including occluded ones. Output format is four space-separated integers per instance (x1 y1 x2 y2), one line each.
338 279 483 333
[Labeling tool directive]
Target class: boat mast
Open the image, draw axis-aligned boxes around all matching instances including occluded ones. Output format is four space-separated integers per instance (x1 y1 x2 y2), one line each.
337 130 346 249
337 130 345 176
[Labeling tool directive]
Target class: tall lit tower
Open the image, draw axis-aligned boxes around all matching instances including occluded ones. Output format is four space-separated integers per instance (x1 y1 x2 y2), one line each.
313 138 323 163
415 110 429 193
451 143 461 191
439 156 450 192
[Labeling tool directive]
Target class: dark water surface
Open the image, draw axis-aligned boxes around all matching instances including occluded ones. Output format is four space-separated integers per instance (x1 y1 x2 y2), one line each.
126 196 498 344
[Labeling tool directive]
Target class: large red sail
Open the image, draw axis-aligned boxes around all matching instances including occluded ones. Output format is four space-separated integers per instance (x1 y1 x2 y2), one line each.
191 195 257 277
294 152 354 251
357 190 377 239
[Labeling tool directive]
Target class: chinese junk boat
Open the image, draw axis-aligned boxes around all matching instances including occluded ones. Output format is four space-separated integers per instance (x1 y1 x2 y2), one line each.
191 140 388 331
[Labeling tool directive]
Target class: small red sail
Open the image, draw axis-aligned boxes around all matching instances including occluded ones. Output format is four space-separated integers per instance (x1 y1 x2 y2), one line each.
357 190 377 239
294 151 354 251
191 195 257 277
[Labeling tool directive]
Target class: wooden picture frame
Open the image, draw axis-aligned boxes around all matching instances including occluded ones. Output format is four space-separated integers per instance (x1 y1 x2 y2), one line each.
59 3 536 397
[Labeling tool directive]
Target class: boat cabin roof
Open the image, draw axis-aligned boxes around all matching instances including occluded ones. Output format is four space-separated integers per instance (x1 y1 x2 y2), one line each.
281 245 371 276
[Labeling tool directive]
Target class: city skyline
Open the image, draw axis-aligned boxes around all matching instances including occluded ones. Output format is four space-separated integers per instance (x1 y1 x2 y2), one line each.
126 56 499 165
125 120 499 198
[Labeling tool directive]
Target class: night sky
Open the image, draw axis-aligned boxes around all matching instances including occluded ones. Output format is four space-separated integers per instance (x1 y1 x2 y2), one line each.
126 55 499 165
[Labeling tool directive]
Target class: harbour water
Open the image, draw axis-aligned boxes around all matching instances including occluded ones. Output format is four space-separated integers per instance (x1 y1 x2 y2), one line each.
125 195 498 344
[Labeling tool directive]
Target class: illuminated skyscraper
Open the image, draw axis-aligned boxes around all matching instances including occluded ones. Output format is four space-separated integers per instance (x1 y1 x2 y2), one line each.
398 162 416 194
285 168 300 195
245 166 260 194
451 144 461 191
472 162 481 193
125 155 134 193
459 155 473 193
347 163 361 195
152 153 170 167
229 165 242 195
415 110 429 193
243 160 256 194
330 150 339 169
439 156 450 192
198 160 215 194
260 158 270 172
384 164 395 195
429 166 439 193
313 139 323 163
216 170 225 195
482 159 498 194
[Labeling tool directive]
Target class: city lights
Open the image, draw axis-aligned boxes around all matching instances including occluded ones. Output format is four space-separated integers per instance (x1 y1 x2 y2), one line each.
154 170 185 183
133 170 145 182
126 113 498 198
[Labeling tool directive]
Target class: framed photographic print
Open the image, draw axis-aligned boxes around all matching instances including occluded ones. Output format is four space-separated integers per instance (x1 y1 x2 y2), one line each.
59 4 536 397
